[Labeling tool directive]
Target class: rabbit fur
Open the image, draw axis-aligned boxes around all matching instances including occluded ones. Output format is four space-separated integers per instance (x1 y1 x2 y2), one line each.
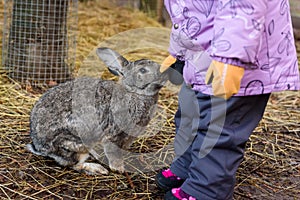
27 47 168 175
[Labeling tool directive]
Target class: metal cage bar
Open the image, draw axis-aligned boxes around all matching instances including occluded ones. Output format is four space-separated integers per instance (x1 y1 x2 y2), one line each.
2 0 78 85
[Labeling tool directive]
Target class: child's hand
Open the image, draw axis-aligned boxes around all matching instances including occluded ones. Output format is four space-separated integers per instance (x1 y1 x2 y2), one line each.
160 55 185 85
160 55 177 73
205 60 245 99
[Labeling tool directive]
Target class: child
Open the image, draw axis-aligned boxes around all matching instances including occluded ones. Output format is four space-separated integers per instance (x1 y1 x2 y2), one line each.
157 0 300 199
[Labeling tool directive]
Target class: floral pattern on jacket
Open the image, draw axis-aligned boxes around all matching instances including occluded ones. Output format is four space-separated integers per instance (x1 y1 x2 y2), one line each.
164 0 300 95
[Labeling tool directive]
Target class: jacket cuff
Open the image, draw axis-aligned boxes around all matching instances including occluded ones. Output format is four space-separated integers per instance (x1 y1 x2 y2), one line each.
211 56 258 69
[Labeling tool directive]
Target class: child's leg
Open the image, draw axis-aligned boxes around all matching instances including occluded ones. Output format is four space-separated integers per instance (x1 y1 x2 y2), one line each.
173 92 270 199
174 83 199 159
171 83 199 178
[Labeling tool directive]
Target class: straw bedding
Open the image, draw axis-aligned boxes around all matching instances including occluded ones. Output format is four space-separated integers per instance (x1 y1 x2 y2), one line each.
0 1 299 199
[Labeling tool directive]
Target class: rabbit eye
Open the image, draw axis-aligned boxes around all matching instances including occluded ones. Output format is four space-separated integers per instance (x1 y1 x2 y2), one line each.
139 68 148 74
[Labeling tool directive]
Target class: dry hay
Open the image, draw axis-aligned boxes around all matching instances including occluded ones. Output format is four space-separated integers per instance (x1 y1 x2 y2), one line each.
0 1 299 200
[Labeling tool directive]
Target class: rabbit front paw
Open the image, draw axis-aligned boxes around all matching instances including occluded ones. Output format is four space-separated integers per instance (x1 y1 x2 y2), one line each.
73 162 109 175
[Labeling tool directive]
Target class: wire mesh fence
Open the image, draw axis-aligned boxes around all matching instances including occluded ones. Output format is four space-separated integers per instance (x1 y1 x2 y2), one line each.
2 0 78 85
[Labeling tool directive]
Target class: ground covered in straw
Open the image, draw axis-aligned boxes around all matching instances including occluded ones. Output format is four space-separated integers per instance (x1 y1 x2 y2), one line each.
0 1 299 199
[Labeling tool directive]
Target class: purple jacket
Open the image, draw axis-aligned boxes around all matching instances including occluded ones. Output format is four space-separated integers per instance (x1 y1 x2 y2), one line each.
164 0 300 95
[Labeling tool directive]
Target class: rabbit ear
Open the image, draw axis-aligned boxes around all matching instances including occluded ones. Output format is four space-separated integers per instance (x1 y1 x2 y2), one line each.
96 47 129 76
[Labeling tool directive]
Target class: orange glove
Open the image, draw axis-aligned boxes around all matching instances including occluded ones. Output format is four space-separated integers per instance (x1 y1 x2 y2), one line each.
160 55 185 85
205 60 245 99
160 55 177 73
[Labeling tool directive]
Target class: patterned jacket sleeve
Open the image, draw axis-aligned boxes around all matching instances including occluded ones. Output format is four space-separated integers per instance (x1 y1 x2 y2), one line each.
210 1 268 68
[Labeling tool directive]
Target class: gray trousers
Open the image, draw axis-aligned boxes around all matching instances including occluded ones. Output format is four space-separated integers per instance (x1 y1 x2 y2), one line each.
171 84 270 200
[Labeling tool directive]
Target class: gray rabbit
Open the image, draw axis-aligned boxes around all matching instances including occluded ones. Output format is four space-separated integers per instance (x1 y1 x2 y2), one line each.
27 47 168 175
